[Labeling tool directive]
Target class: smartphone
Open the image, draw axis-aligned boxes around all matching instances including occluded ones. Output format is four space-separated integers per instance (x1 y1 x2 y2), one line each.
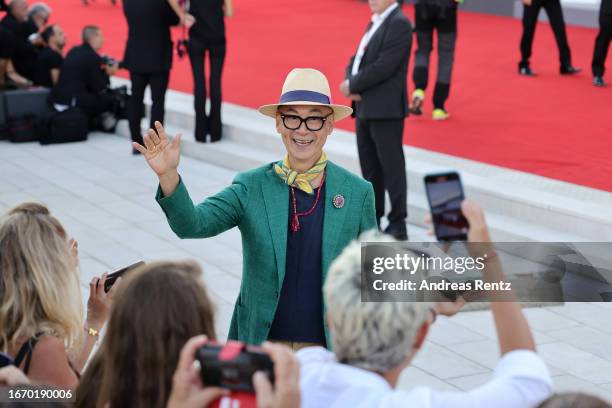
197 341 274 393
103 261 145 293
424 172 469 242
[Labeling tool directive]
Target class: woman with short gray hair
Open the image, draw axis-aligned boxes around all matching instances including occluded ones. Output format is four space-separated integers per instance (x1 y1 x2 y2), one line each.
297 201 553 408
323 230 430 373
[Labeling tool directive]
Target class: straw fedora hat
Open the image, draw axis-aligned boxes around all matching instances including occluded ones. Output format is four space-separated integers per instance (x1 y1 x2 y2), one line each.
258 68 353 121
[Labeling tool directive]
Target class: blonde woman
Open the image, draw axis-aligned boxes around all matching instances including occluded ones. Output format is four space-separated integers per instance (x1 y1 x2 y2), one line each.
0 205 117 388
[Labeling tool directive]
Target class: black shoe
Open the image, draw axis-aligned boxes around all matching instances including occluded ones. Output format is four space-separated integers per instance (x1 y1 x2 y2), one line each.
384 222 408 241
519 66 536 76
560 66 581 75
593 76 605 87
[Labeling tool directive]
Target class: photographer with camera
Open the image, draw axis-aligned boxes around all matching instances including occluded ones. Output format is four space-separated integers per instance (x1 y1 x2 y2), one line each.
167 336 300 408
122 0 185 155
51 25 122 132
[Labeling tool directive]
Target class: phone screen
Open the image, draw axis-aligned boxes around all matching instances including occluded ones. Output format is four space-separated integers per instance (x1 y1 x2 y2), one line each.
424 172 469 241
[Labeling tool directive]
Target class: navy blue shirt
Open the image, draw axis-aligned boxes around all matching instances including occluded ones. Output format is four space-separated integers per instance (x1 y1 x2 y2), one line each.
268 184 326 344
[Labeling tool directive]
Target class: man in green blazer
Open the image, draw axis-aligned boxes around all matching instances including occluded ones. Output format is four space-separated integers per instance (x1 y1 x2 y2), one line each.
133 68 377 350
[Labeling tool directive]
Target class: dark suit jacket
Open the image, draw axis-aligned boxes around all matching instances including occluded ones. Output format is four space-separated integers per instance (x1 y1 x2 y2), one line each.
122 0 179 73
52 44 109 105
0 13 37 80
345 7 413 120
602 0 612 15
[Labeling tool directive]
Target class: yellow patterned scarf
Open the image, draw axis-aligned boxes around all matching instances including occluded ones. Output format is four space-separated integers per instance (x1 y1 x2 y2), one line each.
274 152 328 194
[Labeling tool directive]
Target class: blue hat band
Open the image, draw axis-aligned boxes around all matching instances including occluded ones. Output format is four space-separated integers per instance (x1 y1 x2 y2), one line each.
279 90 331 105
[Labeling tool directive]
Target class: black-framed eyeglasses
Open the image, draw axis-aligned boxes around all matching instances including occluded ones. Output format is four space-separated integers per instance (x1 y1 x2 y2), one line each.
280 113 332 131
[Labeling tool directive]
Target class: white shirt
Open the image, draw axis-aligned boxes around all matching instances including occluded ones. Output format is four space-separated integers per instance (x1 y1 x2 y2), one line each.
297 346 553 408
351 2 399 76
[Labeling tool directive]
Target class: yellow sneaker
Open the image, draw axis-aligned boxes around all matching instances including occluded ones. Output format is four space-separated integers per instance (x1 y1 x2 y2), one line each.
432 108 450 121
409 89 425 115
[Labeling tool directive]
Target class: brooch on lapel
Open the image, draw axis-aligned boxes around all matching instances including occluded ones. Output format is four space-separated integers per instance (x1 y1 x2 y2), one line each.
332 194 345 209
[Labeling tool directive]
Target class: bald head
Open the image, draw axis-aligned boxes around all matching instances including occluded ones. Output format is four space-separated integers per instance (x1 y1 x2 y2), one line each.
9 0 28 22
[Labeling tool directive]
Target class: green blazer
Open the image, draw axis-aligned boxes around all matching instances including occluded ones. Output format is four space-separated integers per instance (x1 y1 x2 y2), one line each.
156 161 377 346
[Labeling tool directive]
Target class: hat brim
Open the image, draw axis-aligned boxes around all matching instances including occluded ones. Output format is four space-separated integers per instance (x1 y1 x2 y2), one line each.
258 101 353 121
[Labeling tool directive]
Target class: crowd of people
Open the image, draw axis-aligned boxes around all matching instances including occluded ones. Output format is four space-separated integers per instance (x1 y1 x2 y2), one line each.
0 199 611 407
0 0 126 136
0 0 233 146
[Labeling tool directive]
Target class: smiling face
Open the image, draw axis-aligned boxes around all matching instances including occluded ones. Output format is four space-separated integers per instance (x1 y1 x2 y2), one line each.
276 105 334 173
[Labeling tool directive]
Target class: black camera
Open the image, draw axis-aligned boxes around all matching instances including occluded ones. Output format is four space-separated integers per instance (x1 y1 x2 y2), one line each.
100 55 117 66
176 39 189 59
197 341 274 393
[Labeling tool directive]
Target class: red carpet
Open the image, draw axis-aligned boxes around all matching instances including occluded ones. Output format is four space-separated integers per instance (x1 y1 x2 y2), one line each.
40 0 612 191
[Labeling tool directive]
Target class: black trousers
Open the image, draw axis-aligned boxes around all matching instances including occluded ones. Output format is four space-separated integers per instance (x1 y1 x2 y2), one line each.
520 0 571 69
413 4 457 110
188 36 226 142
592 10 612 77
78 93 116 118
127 71 169 145
356 118 407 226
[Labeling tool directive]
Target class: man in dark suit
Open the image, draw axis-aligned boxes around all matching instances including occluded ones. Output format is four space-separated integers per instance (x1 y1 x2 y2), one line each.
51 25 118 129
519 0 580 76
592 0 612 86
0 0 39 81
122 0 179 155
341 0 412 240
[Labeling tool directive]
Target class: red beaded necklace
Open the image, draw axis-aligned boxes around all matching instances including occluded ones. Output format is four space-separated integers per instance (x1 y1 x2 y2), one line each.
290 173 326 233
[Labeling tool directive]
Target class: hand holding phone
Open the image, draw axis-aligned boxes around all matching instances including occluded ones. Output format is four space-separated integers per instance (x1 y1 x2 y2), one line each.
424 172 469 242
104 261 145 293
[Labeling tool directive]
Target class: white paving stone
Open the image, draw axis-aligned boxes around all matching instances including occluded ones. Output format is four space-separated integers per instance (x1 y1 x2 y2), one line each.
425 316 488 346
545 326 612 361
397 366 460 392
538 343 612 385
412 341 490 380
446 372 496 391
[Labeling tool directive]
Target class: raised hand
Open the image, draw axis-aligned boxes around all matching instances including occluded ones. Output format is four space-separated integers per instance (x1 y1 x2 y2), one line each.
133 121 182 178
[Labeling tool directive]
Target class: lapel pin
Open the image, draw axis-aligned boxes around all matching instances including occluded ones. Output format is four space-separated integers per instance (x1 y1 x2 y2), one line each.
332 194 345 209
